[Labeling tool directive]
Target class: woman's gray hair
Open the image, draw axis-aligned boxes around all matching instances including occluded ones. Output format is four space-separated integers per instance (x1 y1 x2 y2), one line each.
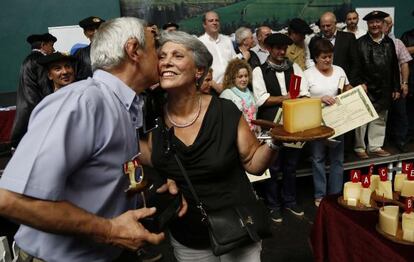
91 17 146 71
158 31 213 86
235 27 252 45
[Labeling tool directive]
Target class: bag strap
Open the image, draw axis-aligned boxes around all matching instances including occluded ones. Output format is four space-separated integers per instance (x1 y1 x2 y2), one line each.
173 153 208 221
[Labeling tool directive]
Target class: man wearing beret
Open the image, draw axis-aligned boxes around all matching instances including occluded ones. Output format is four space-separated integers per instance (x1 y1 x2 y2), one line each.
162 22 179 32
38 52 76 92
354 10 400 158
307 12 360 86
252 33 309 223
11 33 57 149
74 16 104 80
286 18 313 70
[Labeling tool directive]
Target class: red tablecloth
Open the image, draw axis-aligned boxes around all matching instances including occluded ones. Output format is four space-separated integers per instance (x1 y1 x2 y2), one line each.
310 194 413 262
0 109 15 143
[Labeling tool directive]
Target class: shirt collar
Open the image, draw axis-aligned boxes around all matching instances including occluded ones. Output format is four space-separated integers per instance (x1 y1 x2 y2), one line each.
93 69 141 112
322 30 337 41
204 33 221 43
369 32 385 43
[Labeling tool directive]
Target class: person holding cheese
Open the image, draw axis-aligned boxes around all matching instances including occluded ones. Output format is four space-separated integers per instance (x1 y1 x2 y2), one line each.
305 38 352 207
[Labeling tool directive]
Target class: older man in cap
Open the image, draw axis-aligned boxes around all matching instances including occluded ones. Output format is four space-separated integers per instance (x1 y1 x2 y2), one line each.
0 17 186 261
38 52 76 92
252 33 309 223
353 10 400 158
74 16 105 80
286 18 313 70
11 33 57 149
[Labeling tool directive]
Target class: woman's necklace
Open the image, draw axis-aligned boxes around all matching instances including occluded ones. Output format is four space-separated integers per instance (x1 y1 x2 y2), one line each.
165 95 202 128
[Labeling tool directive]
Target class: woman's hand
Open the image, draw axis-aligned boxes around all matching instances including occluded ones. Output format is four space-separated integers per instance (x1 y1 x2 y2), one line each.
156 179 188 217
321 95 336 105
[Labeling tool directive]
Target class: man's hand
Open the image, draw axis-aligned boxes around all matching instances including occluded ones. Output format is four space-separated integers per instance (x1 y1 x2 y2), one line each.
106 207 164 250
156 179 188 217
392 91 401 100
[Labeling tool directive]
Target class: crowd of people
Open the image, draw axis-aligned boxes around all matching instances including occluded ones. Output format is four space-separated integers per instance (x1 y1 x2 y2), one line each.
0 8 413 262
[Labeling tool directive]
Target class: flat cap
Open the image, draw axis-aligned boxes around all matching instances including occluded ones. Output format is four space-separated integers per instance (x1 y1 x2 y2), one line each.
79 16 105 29
26 33 57 44
162 22 179 30
363 10 389 21
289 18 313 35
38 52 75 66
264 33 293 47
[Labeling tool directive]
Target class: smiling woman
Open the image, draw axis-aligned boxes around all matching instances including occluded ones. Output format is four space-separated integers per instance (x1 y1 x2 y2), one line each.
138 31 281 262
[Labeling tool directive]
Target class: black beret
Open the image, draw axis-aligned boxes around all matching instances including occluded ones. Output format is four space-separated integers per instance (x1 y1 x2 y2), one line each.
79 16 105 29
264 33 293 47
38 52 75 66
289 18 313 35
162 22 179 30
26 33 57 44
363 10 389 21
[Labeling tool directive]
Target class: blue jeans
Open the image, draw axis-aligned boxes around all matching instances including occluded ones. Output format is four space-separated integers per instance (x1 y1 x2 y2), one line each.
310 136 344 199
262 147 302 210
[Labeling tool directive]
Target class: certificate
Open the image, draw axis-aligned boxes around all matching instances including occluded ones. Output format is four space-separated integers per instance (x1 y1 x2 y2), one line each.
322 85 378 138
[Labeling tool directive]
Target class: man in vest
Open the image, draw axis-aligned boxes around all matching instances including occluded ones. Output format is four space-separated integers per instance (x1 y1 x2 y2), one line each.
252 33 309 223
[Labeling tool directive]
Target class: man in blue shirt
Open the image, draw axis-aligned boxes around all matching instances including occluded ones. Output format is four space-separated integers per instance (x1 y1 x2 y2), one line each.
0 17 185 261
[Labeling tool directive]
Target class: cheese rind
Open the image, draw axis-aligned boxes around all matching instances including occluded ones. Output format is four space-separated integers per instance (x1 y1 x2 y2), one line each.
360 188 372 207
379 205 399 236
376 181 393 200
401 180 414 197
282 98 322 133
402 212 414 242
394 173 406 192
343 182 361 201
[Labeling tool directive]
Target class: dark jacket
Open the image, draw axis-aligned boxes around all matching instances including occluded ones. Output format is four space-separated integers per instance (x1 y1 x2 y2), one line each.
309 31 361 86
401 29 414 94
74 45 92 80
11 50 52 147
356 34 400 111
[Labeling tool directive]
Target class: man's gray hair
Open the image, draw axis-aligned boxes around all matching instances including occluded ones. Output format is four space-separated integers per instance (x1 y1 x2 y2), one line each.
158 31 213 86
235 27 252 45
91 17 146 71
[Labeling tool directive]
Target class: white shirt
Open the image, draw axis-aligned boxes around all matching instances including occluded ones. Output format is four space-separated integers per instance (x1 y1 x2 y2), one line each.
199 33 236 84
251 44 269 64
252 63 310 107
304 65 349 97
343 27 366 39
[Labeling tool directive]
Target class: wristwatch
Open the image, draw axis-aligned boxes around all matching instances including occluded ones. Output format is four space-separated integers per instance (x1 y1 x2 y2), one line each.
402 81 409 85
266 139 280 151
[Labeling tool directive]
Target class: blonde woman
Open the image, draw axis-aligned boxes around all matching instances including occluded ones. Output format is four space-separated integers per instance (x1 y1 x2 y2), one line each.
220 59 257 130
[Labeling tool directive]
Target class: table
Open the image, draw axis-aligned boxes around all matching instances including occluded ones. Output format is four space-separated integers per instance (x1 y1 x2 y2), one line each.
0 108 16 144
310 194 413 262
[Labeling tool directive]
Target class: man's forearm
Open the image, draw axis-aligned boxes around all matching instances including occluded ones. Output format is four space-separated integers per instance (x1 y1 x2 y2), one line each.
0 189 110 244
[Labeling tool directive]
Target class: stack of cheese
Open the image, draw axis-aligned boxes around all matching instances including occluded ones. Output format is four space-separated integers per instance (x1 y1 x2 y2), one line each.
343 175 380 207
282 98 321 133
394 172 414 197
379 206 414 242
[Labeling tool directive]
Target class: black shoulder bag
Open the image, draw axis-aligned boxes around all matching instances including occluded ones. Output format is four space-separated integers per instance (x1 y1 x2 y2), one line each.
162 124 272 256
